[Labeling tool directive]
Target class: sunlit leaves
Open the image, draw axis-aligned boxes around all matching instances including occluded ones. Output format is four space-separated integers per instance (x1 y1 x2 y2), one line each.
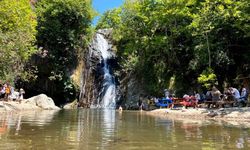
96 8 122 29
198 68 217 89
97 0 249 95
36 0 94 73
0 0 37 81
107 0 194 94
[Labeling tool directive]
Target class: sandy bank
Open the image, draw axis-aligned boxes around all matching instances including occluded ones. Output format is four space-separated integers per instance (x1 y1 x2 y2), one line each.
147 107 250 127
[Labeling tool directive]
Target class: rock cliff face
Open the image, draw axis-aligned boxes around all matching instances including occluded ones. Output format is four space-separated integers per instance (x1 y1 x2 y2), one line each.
118 72 146 109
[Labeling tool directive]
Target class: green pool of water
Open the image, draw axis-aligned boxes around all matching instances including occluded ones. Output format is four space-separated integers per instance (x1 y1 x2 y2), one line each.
0 109 249 150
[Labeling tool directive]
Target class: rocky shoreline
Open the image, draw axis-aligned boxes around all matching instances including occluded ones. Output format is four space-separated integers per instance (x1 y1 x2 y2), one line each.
2 94 250 128
0 94 60 112
147 107 250 127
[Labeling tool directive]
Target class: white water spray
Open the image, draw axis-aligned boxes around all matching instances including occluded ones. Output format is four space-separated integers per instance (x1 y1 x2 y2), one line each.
95 33 116 108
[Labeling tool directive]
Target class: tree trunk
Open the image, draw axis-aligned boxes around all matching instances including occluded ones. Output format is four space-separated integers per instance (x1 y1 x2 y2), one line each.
205 32 211 68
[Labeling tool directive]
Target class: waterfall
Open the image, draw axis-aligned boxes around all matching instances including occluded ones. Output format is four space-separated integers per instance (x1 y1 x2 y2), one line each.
78 29 118 108
93 33 116 108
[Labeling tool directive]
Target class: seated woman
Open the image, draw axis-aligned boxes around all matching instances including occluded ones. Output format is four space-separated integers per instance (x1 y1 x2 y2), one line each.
210 86 222 108
211 86 222 101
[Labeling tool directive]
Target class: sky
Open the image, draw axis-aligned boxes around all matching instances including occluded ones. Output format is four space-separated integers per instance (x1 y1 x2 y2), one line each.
92 0 124 25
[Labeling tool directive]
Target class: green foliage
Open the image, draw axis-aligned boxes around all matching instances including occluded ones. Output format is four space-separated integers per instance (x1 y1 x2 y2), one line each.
0 0 249 102
0 0 37 82
189 0 250 70
36 0 94 73
198 68 217 89
20 0 95 104
96 8 122 29
97 0 250 96
110 0 194 95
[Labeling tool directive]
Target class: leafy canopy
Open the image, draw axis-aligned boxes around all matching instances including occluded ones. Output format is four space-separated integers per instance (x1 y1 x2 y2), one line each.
0 0 37 82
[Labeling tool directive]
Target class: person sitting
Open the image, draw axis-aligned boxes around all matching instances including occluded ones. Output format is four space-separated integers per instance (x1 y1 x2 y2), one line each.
238 86 248 106
154 97 159 104
211 86 221 101
211 86 222 108
229 87 241 106
194 91 201 102
194 91 201 107
183 94 190 100
9 88 19 101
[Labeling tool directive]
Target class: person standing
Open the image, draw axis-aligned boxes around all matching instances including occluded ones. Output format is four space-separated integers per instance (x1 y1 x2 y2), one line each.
164 89 170 99
137 95 143 110
4 83 11 101
205 88 213 108
118 105 123 112
19 88 25 100
138 99 143 110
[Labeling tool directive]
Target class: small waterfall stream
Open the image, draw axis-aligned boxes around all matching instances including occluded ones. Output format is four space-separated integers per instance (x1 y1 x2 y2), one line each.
94 33 116 108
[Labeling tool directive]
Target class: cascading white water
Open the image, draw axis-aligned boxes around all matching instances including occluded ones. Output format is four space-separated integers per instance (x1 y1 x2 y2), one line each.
95 33 116 108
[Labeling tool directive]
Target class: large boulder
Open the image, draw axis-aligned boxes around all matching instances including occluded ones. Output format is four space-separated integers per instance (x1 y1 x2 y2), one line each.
24 94 60 110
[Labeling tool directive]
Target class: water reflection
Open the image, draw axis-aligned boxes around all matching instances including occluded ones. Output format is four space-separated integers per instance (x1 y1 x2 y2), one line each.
22 110 59 125
0 115 7 135
237 137 245 149
101 109 116 147
0 111 59 132
0 110 60 149
0 110 250 150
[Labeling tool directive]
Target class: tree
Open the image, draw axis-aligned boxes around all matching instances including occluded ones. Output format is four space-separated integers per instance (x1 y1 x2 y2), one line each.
22 0 95 104
190 0 250 86
0 0 37 82
96 8 122 29
98 0 250 96
100 0 196 95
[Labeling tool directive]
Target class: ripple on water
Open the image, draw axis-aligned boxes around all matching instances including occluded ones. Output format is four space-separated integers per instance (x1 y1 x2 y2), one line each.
0 110 250 149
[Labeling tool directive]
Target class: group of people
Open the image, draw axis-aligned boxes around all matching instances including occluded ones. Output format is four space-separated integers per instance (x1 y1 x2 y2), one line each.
198 85 248 107
126 85 249 111
159 85 248 109
0 81 25 102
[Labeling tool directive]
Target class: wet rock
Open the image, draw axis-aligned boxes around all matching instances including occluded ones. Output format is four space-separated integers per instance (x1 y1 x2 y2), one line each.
118 74 146 109
207 111 218 117
219 108 225 111
63 100 78 109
